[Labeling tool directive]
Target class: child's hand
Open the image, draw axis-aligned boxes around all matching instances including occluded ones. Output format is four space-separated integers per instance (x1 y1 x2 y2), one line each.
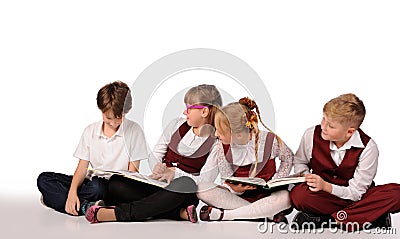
65 193 80 216
156 168 175 184
305 174 332 193
152 162 167 175
224 182 257 193
150 166 175 184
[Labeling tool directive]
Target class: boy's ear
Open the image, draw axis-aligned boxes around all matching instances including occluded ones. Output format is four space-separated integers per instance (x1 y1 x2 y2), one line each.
346 127 356 137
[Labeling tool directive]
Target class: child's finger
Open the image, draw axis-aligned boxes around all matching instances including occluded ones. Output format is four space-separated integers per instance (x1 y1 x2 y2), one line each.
149 173 160 179
159 175 170 184
76 200 80 213
306 181 315 187
309 186 318 192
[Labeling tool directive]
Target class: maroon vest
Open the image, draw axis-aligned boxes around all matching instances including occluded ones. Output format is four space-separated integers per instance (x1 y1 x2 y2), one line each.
163 122 215 175
311 125 370 186
223 132 276 202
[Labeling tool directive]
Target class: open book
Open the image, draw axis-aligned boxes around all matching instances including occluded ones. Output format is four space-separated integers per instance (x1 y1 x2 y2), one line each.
87 169 169 188
221 171 306 192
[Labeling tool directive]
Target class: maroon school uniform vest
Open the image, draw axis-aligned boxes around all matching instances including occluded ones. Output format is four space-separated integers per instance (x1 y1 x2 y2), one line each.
223 132 276 202
163 122 215 175
311 125 370 186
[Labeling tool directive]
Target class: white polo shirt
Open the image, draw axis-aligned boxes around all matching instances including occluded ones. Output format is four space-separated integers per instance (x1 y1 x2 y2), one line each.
74 119 148 176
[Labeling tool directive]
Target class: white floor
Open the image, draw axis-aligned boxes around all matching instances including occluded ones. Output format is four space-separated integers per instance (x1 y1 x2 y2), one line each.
1 195 399 239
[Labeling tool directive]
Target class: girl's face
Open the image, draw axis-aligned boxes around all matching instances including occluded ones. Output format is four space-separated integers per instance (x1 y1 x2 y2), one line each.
215 122 231 145
320 114 354 148
102 110 123 131
214 114 250 145
183 104 209 128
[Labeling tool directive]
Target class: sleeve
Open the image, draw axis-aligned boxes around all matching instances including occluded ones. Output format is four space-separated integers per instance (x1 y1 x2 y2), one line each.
173 141 234 184
73 126 91 161
293 127 314 174
271 137 294 179
148 118 185 171
128 123 149 161
330 139 379 201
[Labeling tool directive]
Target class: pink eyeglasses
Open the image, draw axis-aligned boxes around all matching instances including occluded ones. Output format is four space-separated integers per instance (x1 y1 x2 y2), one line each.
185 104 209 113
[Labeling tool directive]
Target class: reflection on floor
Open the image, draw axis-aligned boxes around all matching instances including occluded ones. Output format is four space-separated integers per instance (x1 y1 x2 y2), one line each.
1 195 398 239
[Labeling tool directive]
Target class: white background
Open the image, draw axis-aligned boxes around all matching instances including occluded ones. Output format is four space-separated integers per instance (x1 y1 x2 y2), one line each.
0 0 399 198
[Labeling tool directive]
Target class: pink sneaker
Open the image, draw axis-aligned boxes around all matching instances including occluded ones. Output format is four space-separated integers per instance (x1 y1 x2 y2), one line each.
85 205 115 223
186 205 198 223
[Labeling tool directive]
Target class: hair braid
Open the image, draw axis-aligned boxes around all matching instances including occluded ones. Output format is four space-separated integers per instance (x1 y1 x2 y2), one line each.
249 126 260 178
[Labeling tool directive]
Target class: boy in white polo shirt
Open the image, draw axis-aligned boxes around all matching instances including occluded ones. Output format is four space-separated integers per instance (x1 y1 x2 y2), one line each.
37 81 147 216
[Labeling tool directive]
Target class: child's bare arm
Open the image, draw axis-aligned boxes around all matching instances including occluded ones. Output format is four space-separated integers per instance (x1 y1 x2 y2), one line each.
65 159 89 215
128 161 140 172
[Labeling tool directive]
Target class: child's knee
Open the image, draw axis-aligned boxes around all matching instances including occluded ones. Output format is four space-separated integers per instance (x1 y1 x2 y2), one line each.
272 190 291 209
167 176 197 193
290 184 309 209
37 172 52 191
85 178 107 198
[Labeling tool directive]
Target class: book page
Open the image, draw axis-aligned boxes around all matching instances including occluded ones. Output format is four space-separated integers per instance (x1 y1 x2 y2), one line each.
266 176 306 188
87 169 168 188
221 169 307 188
221 176 267 186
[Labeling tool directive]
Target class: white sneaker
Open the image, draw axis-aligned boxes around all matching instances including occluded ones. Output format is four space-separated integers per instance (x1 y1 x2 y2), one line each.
40 195 49 208
94 200 105 206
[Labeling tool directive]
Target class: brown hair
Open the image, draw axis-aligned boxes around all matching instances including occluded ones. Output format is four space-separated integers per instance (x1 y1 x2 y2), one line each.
216 97 282 177
184 84 222 126
323 93 366 129
96 81 132 118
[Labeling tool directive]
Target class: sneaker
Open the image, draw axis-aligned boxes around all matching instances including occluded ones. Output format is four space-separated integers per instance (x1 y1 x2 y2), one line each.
367 213 392 229
272 212 288 224
272 207 293 224
40 195 49 208
199 205 224 221
81 200 105 215
85 205 115 223
186 205 198 223
95 200 106 207
291 211 336 230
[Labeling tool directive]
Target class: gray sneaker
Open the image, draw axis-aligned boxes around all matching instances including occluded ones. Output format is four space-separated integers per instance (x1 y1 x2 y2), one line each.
40 195 49 208
81 200 105 215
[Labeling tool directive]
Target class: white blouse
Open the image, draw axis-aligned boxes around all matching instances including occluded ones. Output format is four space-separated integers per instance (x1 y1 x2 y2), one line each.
222 130 294 179
148 117 232 184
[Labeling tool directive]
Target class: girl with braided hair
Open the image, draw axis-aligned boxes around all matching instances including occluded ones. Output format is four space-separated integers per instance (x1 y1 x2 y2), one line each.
197 97 294 222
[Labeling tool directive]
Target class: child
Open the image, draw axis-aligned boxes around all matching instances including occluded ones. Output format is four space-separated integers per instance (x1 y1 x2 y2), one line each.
290 93 400 231
85 84 227 223
197 97 294 222
37 81 148 216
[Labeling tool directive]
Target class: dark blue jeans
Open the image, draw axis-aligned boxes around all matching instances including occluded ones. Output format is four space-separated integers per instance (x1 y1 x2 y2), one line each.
37 172 108 215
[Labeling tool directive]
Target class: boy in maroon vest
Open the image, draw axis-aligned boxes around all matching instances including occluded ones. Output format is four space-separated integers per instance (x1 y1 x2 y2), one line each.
290 93 400 231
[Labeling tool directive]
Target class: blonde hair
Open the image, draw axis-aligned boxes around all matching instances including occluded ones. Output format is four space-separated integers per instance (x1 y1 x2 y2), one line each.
184 84 222 126
215 97 282 177
323 93 366 129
